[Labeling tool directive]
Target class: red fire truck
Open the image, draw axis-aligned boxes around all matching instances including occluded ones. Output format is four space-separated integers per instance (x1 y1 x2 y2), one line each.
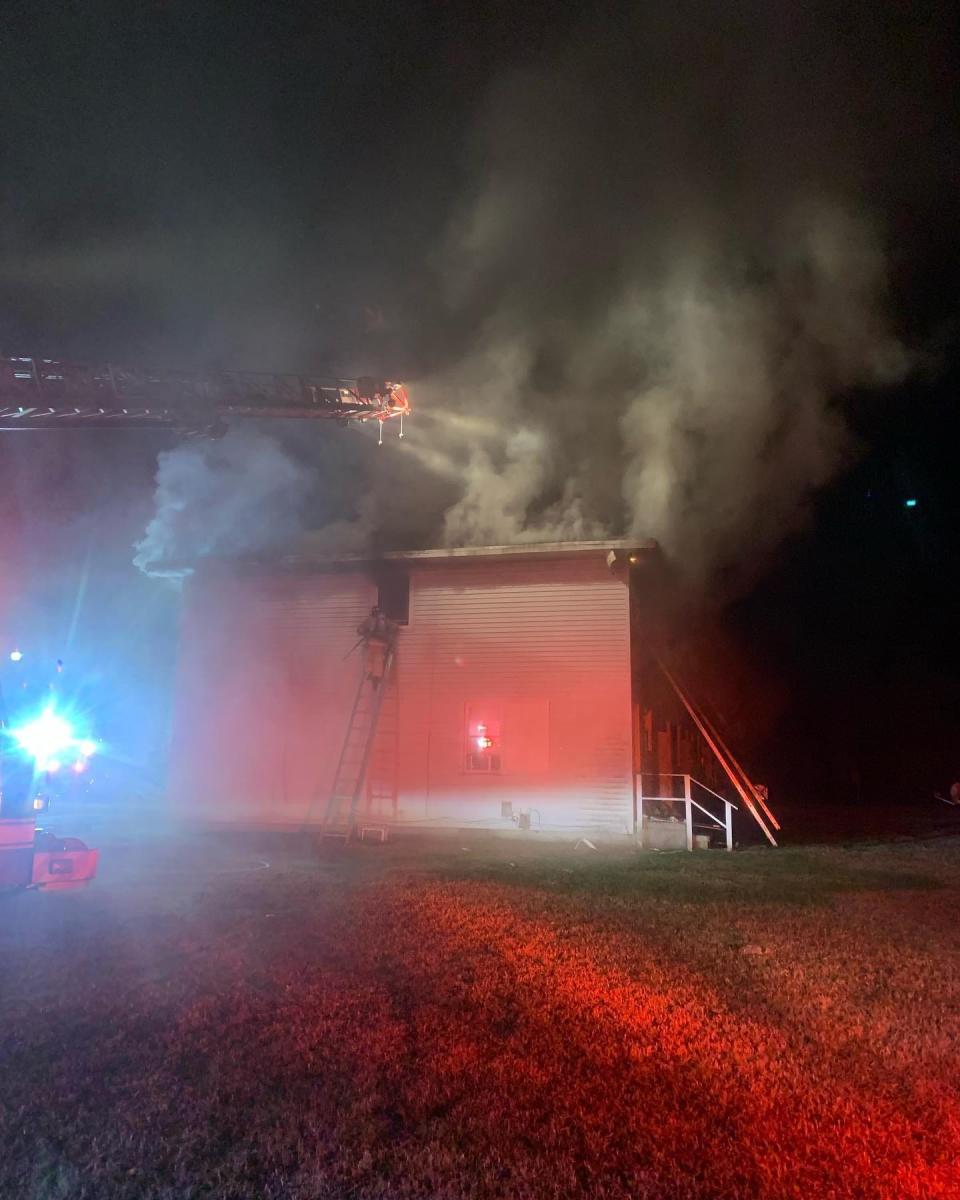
0 651 99 892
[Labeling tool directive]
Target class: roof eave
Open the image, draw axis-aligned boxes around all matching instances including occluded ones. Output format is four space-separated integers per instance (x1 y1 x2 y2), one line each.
145 538 661 576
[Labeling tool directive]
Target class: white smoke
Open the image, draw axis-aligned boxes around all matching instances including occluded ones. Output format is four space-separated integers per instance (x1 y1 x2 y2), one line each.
292 493 378 560
614 204 907 571
134 427 312 576
443 427 606 546
425 206 906 581
417 40 911 586
133 11 916 588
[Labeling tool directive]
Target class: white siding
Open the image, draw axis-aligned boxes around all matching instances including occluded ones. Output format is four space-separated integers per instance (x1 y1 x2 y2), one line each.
170 554 634 834
390 557 634 833
170 567 376 826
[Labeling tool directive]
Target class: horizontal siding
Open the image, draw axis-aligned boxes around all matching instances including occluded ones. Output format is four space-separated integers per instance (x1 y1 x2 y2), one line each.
170 569 376 825
392 558 633 833
170 556 634 834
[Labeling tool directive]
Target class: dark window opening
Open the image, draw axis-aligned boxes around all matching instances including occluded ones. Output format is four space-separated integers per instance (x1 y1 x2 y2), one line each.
377 569 410 625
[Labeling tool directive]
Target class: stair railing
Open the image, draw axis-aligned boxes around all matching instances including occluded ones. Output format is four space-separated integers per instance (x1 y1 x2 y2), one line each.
637 772 737 851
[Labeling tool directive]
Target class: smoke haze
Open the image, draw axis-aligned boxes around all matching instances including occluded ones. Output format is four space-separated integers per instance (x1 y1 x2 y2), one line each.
128 4 953 589
0 2 955 811
421 32 910 583
134 429 313 576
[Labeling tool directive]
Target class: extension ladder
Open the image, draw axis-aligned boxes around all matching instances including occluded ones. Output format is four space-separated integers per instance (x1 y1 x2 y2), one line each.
320 642 396 839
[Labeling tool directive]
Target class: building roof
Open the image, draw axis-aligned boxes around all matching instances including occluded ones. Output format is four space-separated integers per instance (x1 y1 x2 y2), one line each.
380 538 657 562
151 538 659 576
277 537 658 569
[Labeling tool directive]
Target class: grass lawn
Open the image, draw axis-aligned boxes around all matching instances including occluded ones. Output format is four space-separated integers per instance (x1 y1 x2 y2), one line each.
1 831 959 1199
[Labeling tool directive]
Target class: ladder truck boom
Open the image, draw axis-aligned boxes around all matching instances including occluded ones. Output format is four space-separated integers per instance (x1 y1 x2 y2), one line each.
0 356 410 435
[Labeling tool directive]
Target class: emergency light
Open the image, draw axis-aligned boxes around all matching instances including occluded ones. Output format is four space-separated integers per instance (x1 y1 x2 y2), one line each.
13 710 75 762
9 708 97 768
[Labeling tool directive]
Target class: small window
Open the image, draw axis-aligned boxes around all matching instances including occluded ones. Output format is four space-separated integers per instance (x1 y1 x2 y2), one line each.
377 569 409 625
465 708 502 773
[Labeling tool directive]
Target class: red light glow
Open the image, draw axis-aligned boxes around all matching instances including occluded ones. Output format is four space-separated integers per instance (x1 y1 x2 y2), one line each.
473 722 495 751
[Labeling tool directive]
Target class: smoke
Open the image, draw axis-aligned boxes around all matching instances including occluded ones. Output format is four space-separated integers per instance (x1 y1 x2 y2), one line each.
615 203 907 572
419 197 906 582
293 494 379 560
416 13 912 586
134 428 312 576
442 428 605 545
132 5 927 588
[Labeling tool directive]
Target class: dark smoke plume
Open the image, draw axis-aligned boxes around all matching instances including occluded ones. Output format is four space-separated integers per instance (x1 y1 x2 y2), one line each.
418 21 911 584
136 6 941 586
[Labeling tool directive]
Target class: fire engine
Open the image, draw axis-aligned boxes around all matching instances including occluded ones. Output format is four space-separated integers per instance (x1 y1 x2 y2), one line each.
0 354 411 889
0 651 101 891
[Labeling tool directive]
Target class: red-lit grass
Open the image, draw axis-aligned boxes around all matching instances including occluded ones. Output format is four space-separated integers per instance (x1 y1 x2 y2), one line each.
0 836 958 1198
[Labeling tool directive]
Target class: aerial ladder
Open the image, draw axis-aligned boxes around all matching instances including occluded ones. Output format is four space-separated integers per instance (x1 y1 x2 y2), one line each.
0 355 410 438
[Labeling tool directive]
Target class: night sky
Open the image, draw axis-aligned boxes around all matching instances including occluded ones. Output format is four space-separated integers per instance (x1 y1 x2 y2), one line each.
0 2 958 802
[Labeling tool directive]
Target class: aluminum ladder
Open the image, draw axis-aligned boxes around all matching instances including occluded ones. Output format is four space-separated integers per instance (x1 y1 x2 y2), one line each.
320 643 396 840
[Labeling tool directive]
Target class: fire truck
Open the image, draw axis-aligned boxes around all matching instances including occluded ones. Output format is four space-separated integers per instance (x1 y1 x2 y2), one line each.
0 354 410 890
0 651 101 891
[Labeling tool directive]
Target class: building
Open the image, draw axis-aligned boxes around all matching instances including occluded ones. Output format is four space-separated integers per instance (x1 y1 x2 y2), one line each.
169 544 772 844
169 538 755 841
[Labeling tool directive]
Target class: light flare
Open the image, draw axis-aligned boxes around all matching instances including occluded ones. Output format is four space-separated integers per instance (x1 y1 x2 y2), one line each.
13 710 75 762
9 708 100 768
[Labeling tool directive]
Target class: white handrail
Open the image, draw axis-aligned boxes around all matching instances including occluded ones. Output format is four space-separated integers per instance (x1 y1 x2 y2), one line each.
689 796 727 825
692 779 739 810
637 773 735 852
638 772 738 810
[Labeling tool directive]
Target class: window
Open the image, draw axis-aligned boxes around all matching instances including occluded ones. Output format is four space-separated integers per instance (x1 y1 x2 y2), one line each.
377 568 409 625
465 708 502 773
461 701 549 775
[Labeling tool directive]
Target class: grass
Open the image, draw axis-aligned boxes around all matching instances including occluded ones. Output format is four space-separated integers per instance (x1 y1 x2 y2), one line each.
1 831 959 1198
